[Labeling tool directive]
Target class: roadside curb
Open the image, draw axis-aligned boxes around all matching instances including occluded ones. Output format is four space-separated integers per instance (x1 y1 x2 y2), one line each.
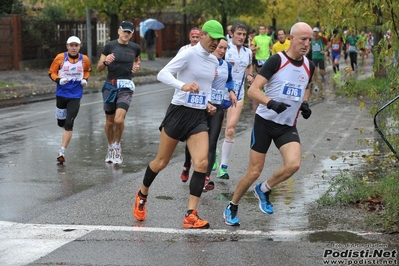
0 73 159 108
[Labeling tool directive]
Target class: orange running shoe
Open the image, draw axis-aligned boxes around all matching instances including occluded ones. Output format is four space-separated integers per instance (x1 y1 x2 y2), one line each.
133 190 147 221
182 210 210 229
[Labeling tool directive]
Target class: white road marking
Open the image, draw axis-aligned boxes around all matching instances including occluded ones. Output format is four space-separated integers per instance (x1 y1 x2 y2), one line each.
0 220 380 266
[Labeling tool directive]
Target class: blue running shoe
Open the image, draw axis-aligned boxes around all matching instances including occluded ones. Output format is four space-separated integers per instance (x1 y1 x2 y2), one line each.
253 183 273 214
223 203 240 226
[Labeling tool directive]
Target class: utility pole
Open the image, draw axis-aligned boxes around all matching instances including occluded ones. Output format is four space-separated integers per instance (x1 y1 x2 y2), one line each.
183 0 187 45
86 7 92 63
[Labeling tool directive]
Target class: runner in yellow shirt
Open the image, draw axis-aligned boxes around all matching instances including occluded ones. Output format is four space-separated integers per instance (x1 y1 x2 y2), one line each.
272 29 291 54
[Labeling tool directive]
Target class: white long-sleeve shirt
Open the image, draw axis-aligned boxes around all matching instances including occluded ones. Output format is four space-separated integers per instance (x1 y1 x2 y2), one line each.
157 43 218 109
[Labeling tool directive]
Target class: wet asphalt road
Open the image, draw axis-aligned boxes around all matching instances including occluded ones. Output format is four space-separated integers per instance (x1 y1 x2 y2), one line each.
1 65 399 265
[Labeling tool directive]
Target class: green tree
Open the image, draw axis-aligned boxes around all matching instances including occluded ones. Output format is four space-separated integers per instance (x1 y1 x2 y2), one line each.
324 0 399 78
83 0 173 40
28 0 173 40
0 0 24 14
183 0 267 33
40 4 67 20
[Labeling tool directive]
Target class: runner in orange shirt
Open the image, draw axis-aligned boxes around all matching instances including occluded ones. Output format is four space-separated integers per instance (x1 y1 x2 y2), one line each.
48 36 91 163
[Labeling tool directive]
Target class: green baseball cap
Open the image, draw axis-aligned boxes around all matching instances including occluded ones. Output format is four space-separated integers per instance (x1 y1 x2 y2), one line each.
202 20 226 40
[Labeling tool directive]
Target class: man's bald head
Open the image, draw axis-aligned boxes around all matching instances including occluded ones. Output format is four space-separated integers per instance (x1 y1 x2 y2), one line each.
290 22 312 36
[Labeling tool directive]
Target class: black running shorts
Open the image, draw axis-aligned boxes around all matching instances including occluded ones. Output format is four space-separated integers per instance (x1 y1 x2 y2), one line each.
160 104 208 141
250 114 300 153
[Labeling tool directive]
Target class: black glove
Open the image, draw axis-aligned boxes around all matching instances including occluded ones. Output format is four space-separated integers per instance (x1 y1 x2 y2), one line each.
266 100 291 114
300 101 312 119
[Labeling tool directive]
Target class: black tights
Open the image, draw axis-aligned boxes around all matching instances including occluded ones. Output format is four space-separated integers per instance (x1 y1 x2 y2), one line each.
56 96 80 130
349 52 357 70
184 107 224 176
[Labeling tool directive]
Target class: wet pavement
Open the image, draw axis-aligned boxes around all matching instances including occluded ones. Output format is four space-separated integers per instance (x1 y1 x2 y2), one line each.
1 56 398 266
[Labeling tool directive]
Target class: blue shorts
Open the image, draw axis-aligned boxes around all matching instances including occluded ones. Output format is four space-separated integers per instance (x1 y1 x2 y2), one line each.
331 51 341 62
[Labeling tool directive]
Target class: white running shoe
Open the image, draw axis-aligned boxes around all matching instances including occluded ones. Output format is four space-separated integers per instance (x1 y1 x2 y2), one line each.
57 149 65 163
105 149 114 163
113 147 123 164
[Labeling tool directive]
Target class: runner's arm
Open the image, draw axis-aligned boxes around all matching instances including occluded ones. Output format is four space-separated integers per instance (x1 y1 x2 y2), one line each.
48 53 64 83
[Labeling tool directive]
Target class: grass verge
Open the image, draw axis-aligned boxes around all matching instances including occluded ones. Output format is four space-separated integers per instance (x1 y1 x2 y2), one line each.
317 73 399 233
317 169 399 233
0 81 16 87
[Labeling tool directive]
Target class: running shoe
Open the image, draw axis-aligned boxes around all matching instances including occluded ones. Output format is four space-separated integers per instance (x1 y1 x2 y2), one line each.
223 203 240 226
105 148 114 163
217 165 229 179
182 210 210 229
212 148 219 171
333 71 341 80
113 147 123 164
133 190 147 221
253 183 274 214
180 166 190 182
203 176 215 192
314 84 319 93
57 149 65 163
212 160 219 172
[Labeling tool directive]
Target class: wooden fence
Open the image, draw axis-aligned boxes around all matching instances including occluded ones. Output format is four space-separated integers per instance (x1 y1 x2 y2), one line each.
0 14 197 70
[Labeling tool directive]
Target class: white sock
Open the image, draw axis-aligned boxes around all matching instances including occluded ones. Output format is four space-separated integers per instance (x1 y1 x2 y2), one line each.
220 138 235 166
108 144 113 150
114 142 120 149
261 181 271 192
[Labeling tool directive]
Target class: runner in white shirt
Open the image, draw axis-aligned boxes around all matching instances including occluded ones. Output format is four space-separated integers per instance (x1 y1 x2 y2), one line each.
217 23 254 179
223 22 315 226
180 39 237 193
133 20 226 229
178 27 201 53
226 25 233 43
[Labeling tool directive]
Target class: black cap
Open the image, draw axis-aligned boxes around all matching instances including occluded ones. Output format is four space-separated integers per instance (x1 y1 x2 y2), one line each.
267 25 273 29
120 21 134 33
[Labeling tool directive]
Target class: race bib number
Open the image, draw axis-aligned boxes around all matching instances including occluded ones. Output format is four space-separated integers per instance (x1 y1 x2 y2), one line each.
332 44 340 50
185 91 207 109
233 80 243 92
211 88 224 105
55 107 67 120
257 60 266 66
279 82 303 102
312 43 321 52
116 79 135 91
349 45 357 52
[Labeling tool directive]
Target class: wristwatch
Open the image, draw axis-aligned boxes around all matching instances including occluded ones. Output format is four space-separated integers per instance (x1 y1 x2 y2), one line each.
103 61 108 66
